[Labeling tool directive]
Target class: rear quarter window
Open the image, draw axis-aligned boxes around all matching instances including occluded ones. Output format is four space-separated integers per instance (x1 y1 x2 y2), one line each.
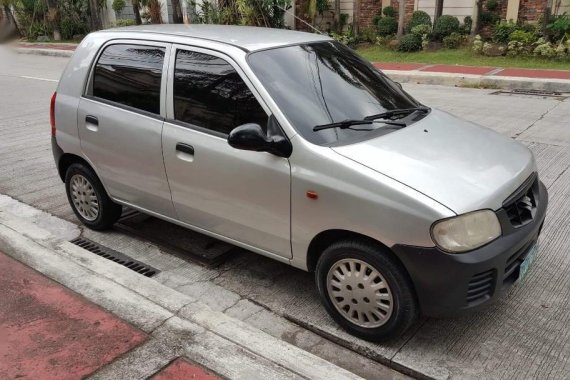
92 44 165 114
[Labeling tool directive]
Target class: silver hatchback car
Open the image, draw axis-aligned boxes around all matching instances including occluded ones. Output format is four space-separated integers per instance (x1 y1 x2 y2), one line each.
51 25 548 341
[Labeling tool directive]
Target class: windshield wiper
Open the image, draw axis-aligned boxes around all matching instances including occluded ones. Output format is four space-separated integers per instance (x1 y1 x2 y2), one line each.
363 106 430 121
313 119 406 132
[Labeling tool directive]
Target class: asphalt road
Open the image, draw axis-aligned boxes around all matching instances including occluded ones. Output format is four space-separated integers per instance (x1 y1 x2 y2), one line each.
1 46 570 380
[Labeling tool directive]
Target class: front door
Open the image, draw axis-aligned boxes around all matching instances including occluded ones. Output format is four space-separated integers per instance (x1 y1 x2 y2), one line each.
162 46 291 258
77 41 175 217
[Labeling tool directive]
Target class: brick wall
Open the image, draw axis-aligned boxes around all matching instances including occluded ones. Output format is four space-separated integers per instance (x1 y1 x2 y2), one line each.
518 0 546 22
359 0 382 27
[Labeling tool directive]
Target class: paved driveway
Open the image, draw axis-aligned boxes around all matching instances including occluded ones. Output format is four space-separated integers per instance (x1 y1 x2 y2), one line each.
1 47 570 379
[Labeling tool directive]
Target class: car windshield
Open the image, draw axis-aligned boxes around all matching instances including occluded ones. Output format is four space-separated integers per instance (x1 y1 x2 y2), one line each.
248 41 424 145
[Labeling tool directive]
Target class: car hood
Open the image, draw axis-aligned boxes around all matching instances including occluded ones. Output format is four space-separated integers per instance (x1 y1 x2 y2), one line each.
332 109 536 214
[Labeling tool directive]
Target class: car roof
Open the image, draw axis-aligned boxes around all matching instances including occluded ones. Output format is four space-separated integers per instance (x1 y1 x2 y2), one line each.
99 24 332 52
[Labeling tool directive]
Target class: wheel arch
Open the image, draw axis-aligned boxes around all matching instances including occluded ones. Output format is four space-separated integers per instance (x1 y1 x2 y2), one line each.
306 229 409 276
57 153 94 182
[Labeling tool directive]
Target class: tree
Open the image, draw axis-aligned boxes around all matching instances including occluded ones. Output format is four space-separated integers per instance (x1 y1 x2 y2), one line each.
46 0 61 40
434 0 443 24
333 0 340 32
471 0 482 36
132 0 142 24
0 0 20 38
397 0 405 37
88 0 103 30
171 0 183 23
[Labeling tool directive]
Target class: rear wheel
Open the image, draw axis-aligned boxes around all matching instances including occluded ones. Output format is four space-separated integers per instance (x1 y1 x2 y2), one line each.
65 163 122 230
315 240 418 341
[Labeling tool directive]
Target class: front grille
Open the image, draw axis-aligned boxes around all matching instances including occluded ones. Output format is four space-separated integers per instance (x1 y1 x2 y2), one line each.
466 270 495 305
503 174 538 228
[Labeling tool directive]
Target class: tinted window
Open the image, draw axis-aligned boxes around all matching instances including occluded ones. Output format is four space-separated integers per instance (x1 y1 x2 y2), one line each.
93 44 165 114
173 50 267 135
248 41 422 145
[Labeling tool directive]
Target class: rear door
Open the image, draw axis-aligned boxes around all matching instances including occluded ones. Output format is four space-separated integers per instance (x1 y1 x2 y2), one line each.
161 46 291 258
77 41 175 217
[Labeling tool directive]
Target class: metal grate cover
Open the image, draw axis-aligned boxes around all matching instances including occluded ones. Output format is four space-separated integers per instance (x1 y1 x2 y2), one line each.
70 237 159 277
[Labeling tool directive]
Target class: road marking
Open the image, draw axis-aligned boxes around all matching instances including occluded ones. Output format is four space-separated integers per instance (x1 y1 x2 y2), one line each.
0 73 58 82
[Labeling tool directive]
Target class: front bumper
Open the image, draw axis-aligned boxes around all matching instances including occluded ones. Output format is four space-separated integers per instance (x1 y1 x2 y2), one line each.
393 180 548 317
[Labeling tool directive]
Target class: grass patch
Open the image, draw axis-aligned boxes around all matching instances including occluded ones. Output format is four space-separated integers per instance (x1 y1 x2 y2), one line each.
357 45 570 70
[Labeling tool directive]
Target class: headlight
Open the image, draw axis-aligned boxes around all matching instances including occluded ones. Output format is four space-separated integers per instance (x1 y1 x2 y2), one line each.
431 210 501 253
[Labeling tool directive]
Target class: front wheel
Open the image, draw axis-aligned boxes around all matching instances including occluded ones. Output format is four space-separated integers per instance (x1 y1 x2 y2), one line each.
65 163 122 230
315 240 418 341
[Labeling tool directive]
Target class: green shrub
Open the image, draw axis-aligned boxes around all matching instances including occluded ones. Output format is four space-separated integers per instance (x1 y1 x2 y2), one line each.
548 13 570 42
377 16 398 36
358 26 378 43
443 32 465 49
472 34 483 53
463 16 472 34
410 24 431 37
486 0 499 12
112 0 126 13
433 15 460 40
398 33 422 52
509 30 536 44
493 21 518 43
382 6 396 18
533 39 556 58
479 11 500 26
112 19 136 27
407 10 432 32
372 12 382 26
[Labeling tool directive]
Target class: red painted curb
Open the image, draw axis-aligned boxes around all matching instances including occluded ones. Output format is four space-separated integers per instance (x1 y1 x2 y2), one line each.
419 64 496 75
495 68 570 80
151 358 220 380
0 252 147 380
373 62 426 71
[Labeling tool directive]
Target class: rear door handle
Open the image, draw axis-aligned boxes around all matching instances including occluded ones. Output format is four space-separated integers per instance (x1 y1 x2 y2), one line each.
85 115 99 131
175 143 194 162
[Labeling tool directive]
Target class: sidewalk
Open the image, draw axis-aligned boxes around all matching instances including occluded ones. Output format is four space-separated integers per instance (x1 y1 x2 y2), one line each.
0 251 218 379
0 195 364 380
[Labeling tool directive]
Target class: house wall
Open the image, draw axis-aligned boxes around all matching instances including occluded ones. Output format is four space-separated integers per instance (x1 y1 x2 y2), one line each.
417 0 473 21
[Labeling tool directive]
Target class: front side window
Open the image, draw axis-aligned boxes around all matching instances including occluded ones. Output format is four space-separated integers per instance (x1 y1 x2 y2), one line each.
248 41 423 145
92 44 165 114
173 50 267 136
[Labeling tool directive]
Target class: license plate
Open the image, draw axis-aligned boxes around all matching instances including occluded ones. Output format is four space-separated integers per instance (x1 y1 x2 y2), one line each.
518 242 538 282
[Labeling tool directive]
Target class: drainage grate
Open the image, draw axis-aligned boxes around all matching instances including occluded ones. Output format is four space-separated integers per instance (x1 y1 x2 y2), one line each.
70 237 160 277
491 89 568 99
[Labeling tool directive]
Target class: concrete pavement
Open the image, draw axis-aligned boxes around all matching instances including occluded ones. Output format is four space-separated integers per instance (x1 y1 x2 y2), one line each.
1 47 570 379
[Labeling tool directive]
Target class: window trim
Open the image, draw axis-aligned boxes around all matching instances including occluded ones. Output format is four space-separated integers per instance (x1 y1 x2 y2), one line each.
84 39 171 118
165 44 271 138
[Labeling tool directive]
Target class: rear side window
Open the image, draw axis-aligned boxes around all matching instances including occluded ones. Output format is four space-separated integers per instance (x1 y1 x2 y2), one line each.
92 44 165 114
173 50 267 135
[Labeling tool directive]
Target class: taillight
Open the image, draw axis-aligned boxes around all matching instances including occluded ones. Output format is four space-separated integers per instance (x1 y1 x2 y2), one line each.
50 92 57 137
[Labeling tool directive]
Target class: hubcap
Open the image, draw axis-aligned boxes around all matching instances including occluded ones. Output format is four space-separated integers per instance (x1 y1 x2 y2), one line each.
70 174 99 221
327 258 393 328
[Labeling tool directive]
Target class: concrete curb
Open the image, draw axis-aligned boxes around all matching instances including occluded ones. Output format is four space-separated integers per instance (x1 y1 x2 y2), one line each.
385 70 570 92
0 195 362 380
14 47 74 58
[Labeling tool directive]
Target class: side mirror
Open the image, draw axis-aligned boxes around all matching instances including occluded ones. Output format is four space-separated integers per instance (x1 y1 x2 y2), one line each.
228 123 292 158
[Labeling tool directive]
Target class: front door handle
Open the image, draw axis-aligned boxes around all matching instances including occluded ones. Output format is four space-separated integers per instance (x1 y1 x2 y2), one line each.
176 143 194 155
85 115 99 132
175 143 194 162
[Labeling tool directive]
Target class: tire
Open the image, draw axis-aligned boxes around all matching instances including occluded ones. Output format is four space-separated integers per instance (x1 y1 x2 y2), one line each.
315 240 418 341
65 163 122 230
